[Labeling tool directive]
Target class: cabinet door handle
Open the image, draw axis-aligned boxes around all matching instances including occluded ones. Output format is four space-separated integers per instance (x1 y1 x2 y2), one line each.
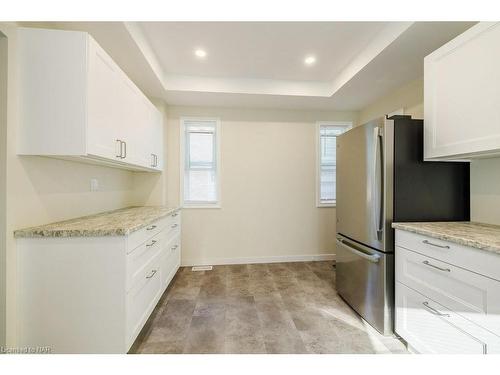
171 244 179 251
171 212 178 217
116 139 123 158
122 141 127 159
146 240 157 248
155 154 158 167
422 260 451 272
171 223 178 229
151 154 155 167
422 301 450 317
422 240 450 249
146 269 157 279
146 225 157 231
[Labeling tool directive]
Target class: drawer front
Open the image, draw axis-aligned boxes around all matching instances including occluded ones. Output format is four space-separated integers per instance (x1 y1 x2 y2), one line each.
160 235 181 289
396 246 500 337
127 216 169 252
126 231 163 291
396 282 500 354
126 252 162 349
165 215 181 239
395 230 500 282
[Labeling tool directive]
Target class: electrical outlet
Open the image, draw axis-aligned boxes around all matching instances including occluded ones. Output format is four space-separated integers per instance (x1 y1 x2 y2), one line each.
90 179 99 192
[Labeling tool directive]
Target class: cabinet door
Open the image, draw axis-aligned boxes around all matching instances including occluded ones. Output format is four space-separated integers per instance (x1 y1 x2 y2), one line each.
150 105 164 171
424 22 500 159
119 77 154 169
87 39 122 160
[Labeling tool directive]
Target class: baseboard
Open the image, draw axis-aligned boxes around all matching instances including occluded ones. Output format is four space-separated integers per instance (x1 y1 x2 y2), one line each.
181 253 335 267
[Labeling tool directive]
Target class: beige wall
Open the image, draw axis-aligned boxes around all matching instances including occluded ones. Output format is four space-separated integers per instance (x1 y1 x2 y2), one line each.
358 76 500 226
0 22 170 346
470 158 500 225
357 78 424 125
0 31 7 347
166 106 357 266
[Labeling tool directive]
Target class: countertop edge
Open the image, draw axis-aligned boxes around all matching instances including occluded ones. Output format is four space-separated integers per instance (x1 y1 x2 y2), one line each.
14 206 181 239
392 222 500 255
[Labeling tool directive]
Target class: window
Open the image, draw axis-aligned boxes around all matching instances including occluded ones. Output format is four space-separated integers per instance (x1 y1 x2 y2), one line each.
316 122 352 207
181 118 221 207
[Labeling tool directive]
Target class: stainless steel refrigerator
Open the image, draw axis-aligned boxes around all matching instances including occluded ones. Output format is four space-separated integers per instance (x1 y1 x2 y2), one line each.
335 115 469 335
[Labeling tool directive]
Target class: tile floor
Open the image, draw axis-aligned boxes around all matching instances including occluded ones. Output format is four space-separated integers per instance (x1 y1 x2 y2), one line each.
130 261 408 354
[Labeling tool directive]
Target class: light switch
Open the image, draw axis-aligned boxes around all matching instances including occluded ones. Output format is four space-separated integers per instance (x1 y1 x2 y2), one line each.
90 179 99 192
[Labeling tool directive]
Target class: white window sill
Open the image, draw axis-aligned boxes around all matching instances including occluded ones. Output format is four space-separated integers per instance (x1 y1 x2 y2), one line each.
182 203 221 209
317 202 336 208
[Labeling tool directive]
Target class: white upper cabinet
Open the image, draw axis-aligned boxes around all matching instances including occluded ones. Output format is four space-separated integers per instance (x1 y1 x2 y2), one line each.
17 27 163 172
424 22 500 160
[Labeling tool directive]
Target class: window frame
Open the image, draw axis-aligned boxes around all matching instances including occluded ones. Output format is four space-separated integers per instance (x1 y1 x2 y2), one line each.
316 121 352 208
180 117 221 209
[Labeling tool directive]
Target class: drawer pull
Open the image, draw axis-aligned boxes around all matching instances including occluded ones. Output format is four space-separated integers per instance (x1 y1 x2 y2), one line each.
146 240 157 248
171 212 178 217
171 223 178 229
146 225 157 231
171 244 179 251
422 260 451 272
422 240 450 249
422 301 450 317
146 269 157 279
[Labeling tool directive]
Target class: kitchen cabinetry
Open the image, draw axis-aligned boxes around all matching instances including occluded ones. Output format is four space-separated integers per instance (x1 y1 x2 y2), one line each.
424 22 500 160
395 229 500 354
17 27 163 171
16 210 181 353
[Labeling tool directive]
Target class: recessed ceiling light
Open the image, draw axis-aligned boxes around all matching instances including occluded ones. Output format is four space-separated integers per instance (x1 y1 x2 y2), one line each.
304 55 316 66
194 49 207 58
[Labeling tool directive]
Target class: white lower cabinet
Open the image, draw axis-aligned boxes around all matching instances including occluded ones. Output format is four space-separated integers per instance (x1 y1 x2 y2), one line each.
126 251 163 346
17 211 181 353
395 229 500 354
160 234 181 289
396 282 500 354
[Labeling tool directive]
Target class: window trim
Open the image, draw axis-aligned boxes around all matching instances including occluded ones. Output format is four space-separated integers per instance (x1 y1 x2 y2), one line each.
180 117 221 209
316 121 352 208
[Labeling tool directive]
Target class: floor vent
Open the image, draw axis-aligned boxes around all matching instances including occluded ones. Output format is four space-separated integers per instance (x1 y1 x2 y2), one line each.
192 265 213 272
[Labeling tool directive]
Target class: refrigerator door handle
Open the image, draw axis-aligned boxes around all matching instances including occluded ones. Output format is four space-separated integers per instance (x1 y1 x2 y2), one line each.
372 127 384 240
336 238 381 263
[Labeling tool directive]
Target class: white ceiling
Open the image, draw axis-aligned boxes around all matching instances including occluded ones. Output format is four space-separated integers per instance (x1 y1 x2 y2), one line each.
21 21 477 111
137 22 388 82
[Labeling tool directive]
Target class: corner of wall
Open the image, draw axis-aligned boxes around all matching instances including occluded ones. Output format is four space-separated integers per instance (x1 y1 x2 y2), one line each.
357 77 424 125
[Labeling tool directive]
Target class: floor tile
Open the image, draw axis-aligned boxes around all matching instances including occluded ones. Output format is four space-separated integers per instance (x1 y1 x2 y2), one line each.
129 261 407 354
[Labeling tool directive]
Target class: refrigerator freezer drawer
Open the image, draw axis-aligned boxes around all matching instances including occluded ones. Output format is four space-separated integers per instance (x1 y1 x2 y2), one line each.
336 235 394 335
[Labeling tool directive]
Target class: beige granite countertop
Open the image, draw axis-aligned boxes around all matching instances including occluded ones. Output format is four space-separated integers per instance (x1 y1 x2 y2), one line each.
392 221 500 254
14 206 180 238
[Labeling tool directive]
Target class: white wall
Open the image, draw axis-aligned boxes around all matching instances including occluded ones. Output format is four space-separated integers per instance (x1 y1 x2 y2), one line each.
166 106 357 266
0 22 169 346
